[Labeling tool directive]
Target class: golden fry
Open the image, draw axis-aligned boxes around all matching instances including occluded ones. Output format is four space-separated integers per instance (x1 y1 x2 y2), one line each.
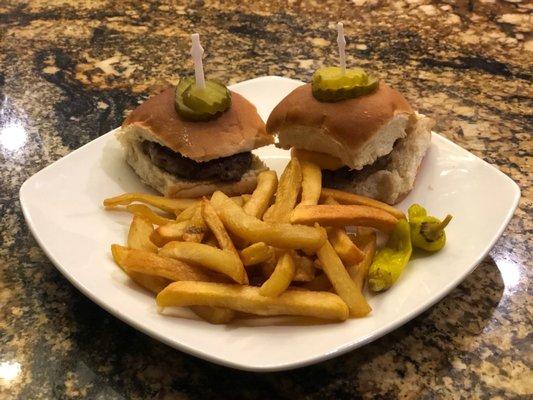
125 204 174 226
157 281 349 321
259 252 296 297
176 203 198 222
291 204 398 233
241 194 252 204
263 158 302 222
239 242 274 266
160 242 247 284
320 188 405 220
128 216 158 253
348 230 377 292
202 199 238 256
328 228 365 265
112 243 169 294
111 245 214 282
298 160 322 206
210 191 327 251
182 204 207 242
290 148 344 171
190 306 235 324
243 170 278 219
150 221 188 247
103 193 197 214
317 240 371 317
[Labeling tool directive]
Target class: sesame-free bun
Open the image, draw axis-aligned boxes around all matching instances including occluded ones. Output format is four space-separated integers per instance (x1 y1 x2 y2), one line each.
123 87 273 162
117 86 272 198
266 82 414 170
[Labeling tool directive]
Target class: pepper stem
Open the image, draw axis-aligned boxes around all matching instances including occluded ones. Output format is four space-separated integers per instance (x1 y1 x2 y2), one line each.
428 215 453 234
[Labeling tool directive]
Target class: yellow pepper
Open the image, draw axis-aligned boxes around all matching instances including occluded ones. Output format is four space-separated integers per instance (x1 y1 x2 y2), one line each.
368 219 412 292
408 204 452 252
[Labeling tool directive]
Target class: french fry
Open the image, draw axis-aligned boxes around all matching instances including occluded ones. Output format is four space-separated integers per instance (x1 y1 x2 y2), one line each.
298 160 322 206
230 196 245 207
160 242 248 284
157 281 349 321
150 220 188 247
328 228 365 265
201 199 238 256
176 203 198 222
241 194 252 204
125 204 174 226
317 240 371 317
291 148 344 171
303 273 332 291
104 193 197 214
128 216 158 253
111 245 214 282
210 191 327 251
292 252 316 282
348 230 377 291
291 205 398 233
183 204 207 242
263 158 302 222
239 242 275 266
320 188 405 220
190 306 235 324
243 170 278 219
259 252 295 297
112 245 169 294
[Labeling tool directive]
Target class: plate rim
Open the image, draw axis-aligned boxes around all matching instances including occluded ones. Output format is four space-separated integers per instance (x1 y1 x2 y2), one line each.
19 75 521 371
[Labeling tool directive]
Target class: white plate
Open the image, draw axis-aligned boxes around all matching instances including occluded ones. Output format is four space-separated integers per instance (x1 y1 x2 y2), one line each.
20 76 520 371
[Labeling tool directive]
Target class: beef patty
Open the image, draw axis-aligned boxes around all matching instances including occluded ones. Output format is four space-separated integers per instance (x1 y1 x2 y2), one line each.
143 141 252 181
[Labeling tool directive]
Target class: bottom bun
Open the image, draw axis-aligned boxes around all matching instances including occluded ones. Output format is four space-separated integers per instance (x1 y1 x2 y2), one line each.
123 139 268 198
323 114 433 205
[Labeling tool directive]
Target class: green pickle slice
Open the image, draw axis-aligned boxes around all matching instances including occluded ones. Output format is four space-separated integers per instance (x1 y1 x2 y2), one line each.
175 77 231 121
312 67 379 102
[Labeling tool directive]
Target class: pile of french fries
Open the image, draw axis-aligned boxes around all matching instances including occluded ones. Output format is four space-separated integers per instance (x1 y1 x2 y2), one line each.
104 155 404 324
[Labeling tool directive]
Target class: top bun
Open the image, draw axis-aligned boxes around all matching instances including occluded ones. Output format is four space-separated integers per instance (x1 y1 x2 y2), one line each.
123 87 273 162
266 82 414 170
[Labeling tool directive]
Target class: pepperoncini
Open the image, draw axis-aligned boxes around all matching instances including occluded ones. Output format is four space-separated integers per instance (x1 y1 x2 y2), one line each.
408 204 452 252
175 77 231 121
368 219 412 292
311 67 379 102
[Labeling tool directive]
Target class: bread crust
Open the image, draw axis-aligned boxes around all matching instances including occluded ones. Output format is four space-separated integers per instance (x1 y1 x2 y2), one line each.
124 87 273 162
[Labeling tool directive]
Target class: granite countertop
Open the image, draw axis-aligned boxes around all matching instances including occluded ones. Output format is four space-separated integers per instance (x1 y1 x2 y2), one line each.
1 0 531 398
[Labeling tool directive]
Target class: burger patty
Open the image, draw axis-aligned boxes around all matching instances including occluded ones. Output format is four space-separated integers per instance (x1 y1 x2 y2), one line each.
322 143 396 186
143 141 252 181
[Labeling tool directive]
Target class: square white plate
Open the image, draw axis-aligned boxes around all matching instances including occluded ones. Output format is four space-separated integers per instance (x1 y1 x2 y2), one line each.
20 76 520 371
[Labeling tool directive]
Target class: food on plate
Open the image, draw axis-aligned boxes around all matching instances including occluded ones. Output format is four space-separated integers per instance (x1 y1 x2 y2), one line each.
298 160 322 207
157 281 349 321
263 158 302 222
320 188 405 220
182 204 207 242
259 252 296 297
104 193 196 214
159 241 247 284
201 199 239 256
290 204 398 233
317 241 371 317
128 216 158 253
239 242 274 266
150 221 188 247
266 26 434 205
408 204 452 252
117 35 274 199
348 229 377 291
368 219 412 292
210 191 327 251
125 204 175 226
242 170 278 218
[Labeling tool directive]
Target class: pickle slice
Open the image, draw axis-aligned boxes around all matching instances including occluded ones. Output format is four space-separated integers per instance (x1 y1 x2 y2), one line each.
312 67 379 102
175 77 231 121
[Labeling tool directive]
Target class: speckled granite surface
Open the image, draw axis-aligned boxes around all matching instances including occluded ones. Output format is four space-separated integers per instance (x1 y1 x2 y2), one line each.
1 1 531 398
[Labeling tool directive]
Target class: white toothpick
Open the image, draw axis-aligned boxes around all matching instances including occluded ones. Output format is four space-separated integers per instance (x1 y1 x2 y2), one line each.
190 33 205 89
337 22 346 74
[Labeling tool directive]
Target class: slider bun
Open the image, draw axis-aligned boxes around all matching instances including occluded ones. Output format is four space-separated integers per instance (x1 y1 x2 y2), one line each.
119 128 268 198
267 82 414 170
123 87 273 162
324 114 434 204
